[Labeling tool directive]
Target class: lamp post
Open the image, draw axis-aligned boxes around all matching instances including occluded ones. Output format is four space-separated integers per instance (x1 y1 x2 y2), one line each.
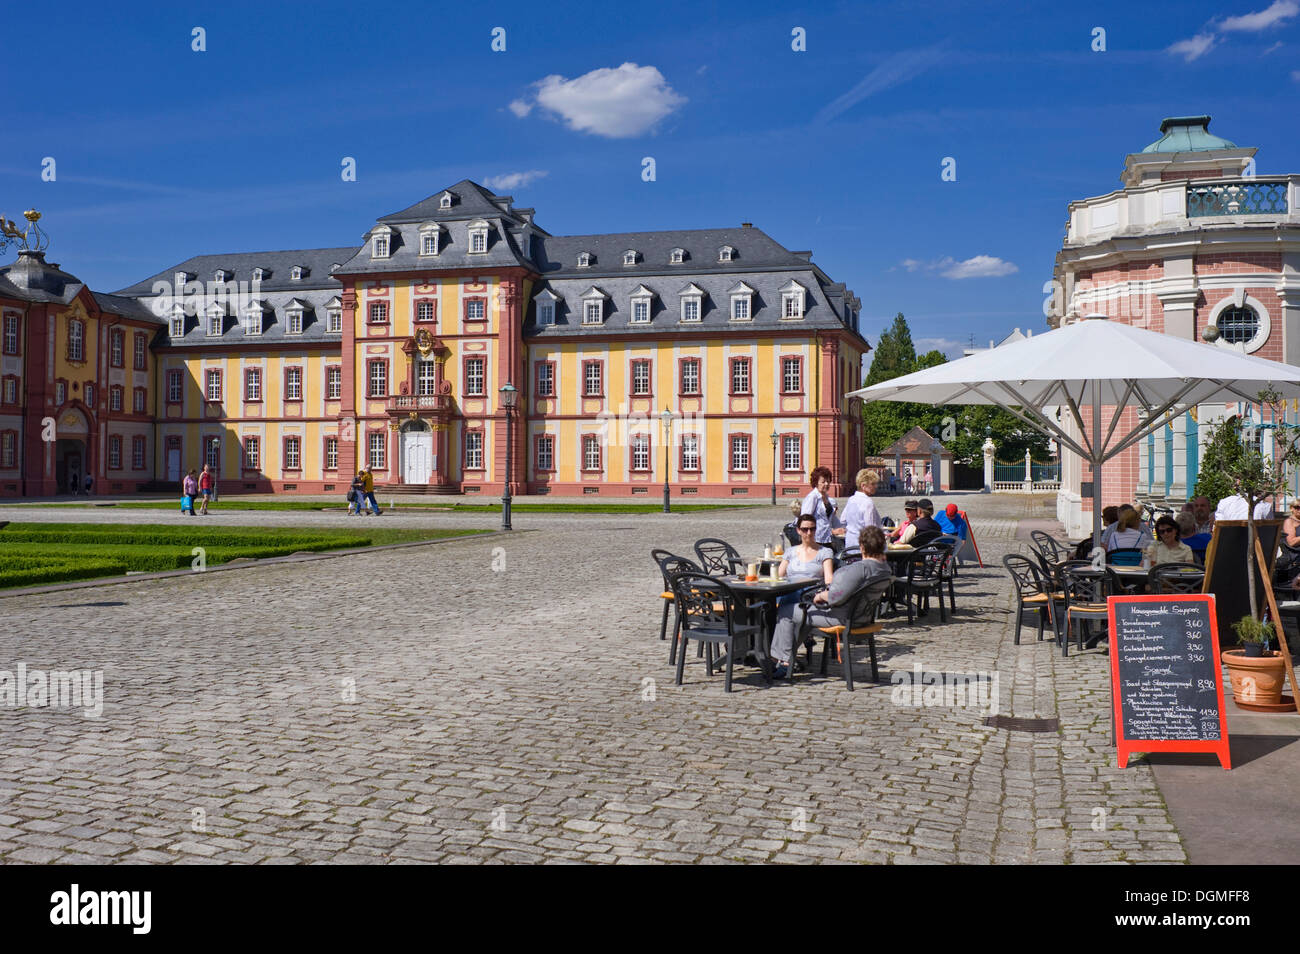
769 429 779 506
661 407 673 513
210 437 220 502
499 382 517 531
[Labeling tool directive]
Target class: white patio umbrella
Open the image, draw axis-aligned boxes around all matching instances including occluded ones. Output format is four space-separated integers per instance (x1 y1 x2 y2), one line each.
847 314 1300 547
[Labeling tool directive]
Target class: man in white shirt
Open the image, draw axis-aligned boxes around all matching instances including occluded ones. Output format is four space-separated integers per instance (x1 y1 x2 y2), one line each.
840 468 883 559
1214 494 1273 521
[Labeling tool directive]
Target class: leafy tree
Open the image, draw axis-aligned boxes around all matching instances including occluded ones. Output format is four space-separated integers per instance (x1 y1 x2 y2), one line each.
1192 414 1247 506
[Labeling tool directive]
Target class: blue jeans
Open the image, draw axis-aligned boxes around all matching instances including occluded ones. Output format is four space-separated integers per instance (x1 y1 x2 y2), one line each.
365 491 380 514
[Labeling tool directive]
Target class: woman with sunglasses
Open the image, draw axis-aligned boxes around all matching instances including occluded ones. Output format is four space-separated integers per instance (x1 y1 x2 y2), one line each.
1144 515 1193 567
778 514 836 588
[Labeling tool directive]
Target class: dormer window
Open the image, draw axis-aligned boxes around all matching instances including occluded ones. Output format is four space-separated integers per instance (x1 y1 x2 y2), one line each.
439 191 455 210
240 303 262 337
577 251 592 268
371 226 392 259
670 248 685 264
629 285 655 324
285 301 306 335
251 267 266 282
679 283 705 323
206 305 225 338
534 289 559 326
718 245 735 263
467 220 488 254
419 223 441 256
214 269 229 284
290 265 305 280
729 281 756 321
325 297 342 334
169 305 185 338
623 250 638 266
779 280 807 319
581 287 608 326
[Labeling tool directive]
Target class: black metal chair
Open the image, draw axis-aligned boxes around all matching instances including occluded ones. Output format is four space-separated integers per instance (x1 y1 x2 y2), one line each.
931 537 960 610
898 546 948 624
694 538 745 576
1147 561 1204 595
1060 562 1120 657
804 575 894 691
651 550 701 662
1030 530 1071 565
1003 554 1055 645
781 523 801 547
670 572 767 692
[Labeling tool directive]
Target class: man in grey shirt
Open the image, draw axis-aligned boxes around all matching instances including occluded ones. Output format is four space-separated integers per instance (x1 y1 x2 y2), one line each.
769 525 893 678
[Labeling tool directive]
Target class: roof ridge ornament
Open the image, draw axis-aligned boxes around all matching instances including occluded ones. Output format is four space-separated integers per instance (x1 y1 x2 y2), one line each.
0 210 50 253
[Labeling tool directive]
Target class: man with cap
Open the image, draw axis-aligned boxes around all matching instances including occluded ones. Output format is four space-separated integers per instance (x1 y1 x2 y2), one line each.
909 499 943 545
935 503 967 540
890 500 920 544
362 466 383 516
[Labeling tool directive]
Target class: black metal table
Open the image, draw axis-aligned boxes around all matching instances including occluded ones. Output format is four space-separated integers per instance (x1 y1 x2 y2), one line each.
719 575 818 673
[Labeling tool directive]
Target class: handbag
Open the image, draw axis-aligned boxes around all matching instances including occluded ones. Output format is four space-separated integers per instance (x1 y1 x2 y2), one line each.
346 489 357 503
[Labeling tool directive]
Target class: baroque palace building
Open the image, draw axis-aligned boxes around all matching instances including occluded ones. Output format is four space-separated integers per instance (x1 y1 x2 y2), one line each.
0 181 869 498
1050 117 1300 536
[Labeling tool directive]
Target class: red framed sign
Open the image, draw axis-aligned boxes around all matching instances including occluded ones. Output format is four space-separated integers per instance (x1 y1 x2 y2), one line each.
1108 593 1231 770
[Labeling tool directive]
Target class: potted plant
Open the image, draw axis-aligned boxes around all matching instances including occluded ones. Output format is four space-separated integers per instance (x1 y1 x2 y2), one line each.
1224 616 1286 706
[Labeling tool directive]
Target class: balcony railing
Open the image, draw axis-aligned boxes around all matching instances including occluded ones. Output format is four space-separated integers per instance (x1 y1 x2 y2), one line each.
1187 180 1289 217
388 393 449 411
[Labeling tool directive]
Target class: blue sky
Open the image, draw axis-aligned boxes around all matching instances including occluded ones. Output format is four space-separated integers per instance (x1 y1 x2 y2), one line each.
4 0 1299 362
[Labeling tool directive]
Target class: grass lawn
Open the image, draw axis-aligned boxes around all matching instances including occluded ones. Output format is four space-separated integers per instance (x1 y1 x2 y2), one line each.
0 523 485 589
2 500 755 514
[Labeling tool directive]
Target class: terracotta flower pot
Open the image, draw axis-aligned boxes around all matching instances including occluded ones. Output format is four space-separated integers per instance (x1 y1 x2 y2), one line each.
1222 650 1286 707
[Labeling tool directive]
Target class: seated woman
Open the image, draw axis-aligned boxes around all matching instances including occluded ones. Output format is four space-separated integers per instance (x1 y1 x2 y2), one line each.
778 514 835 597
1145 515 1193 566
1106 506 1151 552
1276 500 1300 583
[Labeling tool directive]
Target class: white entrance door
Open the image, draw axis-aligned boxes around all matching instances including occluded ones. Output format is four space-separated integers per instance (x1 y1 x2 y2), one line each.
403 430 433 484
167 448 181 483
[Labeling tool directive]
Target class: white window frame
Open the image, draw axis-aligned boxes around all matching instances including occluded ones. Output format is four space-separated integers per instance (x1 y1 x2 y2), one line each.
782 356 801 393
681 359 700 395
670 248 684 264
536 434 554 472
536 362 554 397
465 431 484 470
284 436 301 471
416 301 435 323
68 319 84 361
439 191 453 210
421 231 439 256
327 308 342 333
206 369 222 402
631 299 650 323
133 388 146 413
468 220 488 254
241 306 262 336
681 433 700 471
214 269 228 283
417 360 438 396
244 435 260 469
170 307 185 338
781 282 807 319
207 308 224 338
134 334 147 370
368 360 387 398
583 362 602 397
783 435 801 472
623 250 637 266
719 245 734 262
252 267 265 282
631 435 650 471
731 296 751 320
371 228 391 259
326 366 341 400
286 367 302 401
577 252 591 267
731 434 750 471
246 367 262 401
632 360 651 395
731 358 751 394
369 302 388 324
286 308 304 335
582 434 601 471
109 330 123 367
167 370 183 403
326 436 339 470
1207 293 1271 355
368 431 386 469
584 300 603 325
465 357 486 396
538 300 555 325
291 266 303 280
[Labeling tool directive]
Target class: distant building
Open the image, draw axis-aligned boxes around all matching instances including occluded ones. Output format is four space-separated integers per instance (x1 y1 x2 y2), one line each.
963 327 1033 356
880 426 951 491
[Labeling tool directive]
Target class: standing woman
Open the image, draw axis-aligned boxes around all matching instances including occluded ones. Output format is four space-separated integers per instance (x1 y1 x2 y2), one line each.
801 466 845 553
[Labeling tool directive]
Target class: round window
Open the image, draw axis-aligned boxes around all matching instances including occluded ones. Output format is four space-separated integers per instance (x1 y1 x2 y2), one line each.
1217 306 1259 345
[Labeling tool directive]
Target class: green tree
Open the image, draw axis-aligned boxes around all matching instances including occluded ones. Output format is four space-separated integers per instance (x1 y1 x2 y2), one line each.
1192 415 1247 505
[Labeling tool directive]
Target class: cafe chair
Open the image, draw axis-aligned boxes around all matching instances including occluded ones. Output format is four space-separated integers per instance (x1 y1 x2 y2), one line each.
1030 530 1072 565
1003 554 1055 645
1147 562 1205 595
651 550 701 661
899 546 948 624
781 523 801 547
805 576 894 691
670 572 767 693
694 538 746 576
1106 548 1144 567
1060 562 1120 657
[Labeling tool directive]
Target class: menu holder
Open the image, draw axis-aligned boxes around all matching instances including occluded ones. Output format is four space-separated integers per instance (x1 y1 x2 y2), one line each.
1108 594 1230 770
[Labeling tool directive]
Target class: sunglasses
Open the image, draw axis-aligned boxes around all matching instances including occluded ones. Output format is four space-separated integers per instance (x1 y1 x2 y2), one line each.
1159 526 1177 533
798 526 816 532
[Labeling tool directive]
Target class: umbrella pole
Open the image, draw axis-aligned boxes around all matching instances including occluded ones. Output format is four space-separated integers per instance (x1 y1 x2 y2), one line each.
1093 388 1103 553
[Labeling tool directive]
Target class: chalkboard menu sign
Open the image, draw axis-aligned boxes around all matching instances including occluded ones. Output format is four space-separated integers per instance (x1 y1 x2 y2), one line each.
1108 594 1231 770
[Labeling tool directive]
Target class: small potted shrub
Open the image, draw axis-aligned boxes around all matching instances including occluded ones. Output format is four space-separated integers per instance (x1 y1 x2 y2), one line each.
1223 615 1286 707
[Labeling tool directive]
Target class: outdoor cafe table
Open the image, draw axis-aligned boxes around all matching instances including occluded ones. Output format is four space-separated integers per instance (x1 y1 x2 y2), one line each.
718 575 818 672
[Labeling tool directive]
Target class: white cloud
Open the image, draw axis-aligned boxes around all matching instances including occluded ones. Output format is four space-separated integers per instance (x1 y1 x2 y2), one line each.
482 170 549 192
813 47 947 125
1167 33 1217 61
898 255 1019 279
510 63 686 138
1219 0 1298 31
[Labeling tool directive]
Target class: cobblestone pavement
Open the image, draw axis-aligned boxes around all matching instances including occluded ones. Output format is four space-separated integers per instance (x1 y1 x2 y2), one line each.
0 493 1184 863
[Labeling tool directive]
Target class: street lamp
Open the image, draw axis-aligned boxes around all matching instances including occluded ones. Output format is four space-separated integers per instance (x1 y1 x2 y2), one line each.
769 429 779 506
499 383 517 531
211 437 220 502
660 407 674 513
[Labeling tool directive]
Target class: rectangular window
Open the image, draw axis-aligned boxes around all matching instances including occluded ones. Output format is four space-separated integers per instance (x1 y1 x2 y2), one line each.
731 435 750 472
285 367 303 401
245 367 262 401
167 369 183 403
681 299 700 322
631 435 650 471
782 356 802 393
56 381 66 406
327 366 341 400
325 437 339 470
206 369 222 402
583 361 602 397
416 301 435 323
681 359 700 395
108 435 122 470
68 320 84 361
417 360 437 396
631 359 651 395
369 302 388 324
368 360 388 398
207 313 223 337
536 435 554 472
631 300 650 323
109 386 122 412
537 301 555 325
2 315 18 355
0 431 15 468
110 329 124 367
465 299 486 321
132 435 146 470
464 357 485 396
134 333 147 370
1 378 15 405
327 309 342 333
170 314 184 337
204 436 221 471
536 362 555 398
287 311 303 335
284 436 301 471
244 435 260 469
783 293 802 318
582 435 601 472
133 388 146 414
422 233 438 255
732 297 750 320
470 231 486 253
368 431 386 470
465 431 484 470
84 383 94 407
730 358 751 395
783 435 802 472
583 301 603 325
680 433 700 471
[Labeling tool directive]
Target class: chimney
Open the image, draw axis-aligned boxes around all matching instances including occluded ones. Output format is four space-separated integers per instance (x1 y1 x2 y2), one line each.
741 222 752 228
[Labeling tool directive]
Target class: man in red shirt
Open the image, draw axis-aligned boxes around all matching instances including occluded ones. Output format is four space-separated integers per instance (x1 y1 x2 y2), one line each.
198 464 214 515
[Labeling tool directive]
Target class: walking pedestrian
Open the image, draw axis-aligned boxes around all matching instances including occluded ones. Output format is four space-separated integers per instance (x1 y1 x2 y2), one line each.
83 473 94 496
181 469 198 515
348 470 366 515
362 466 382 516
198 464 214 515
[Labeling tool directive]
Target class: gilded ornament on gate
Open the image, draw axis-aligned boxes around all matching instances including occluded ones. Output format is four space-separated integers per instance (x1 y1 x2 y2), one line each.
415 328 435 356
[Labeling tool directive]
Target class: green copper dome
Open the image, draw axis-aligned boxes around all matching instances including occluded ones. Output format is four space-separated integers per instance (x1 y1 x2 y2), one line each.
1141 116 1238 153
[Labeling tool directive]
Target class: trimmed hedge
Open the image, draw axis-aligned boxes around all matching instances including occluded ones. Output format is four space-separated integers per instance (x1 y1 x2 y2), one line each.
0 524 372 548
0 540 372 574
0 557 129 588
